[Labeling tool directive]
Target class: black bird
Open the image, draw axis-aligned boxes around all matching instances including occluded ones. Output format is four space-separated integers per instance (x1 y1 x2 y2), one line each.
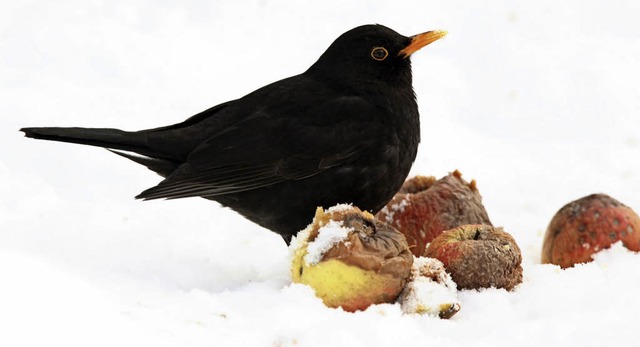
21 24 446 243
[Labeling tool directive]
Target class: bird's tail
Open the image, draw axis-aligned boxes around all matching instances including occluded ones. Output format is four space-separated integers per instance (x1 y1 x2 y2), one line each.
20 127 159 157
20 127 183 177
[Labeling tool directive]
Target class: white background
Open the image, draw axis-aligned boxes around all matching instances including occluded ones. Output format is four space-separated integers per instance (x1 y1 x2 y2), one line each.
1 1 639 346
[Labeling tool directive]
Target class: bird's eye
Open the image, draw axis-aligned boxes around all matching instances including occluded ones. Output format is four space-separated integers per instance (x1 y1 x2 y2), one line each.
370 47 389 61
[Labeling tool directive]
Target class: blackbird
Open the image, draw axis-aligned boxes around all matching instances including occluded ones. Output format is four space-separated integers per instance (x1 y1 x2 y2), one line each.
21 24 446 243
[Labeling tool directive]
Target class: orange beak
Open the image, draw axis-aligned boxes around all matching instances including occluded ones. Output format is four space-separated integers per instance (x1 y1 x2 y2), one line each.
399 30 448 58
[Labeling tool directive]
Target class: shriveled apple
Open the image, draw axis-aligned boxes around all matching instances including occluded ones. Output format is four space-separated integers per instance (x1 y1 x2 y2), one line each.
425 224 522 291
290 205 413 312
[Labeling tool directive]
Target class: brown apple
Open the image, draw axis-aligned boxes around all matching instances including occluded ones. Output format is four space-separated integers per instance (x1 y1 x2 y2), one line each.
425 224 523 291
542 194 640 268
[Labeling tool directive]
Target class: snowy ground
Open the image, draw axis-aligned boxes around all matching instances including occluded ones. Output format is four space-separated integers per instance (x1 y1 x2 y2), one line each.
2 1 640 346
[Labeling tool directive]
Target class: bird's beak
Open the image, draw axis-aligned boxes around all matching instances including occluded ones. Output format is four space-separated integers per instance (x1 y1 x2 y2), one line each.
399 30 447 58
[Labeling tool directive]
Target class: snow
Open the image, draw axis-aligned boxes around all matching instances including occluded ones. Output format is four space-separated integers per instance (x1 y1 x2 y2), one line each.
2 1 640 346
289 205 357 266
398 257 460 316
303 220 353 266
325 203 355 214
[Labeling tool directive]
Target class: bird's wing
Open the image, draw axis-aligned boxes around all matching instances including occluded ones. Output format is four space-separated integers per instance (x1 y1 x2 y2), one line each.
135 95 382 200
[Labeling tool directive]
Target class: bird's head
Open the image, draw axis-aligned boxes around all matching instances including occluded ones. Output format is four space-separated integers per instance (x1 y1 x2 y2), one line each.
307 24 446 91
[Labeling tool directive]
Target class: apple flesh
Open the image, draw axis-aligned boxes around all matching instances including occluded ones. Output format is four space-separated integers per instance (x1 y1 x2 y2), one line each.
425 224 523 291
542 194 640 268
376 170 492 256
290 205 413 312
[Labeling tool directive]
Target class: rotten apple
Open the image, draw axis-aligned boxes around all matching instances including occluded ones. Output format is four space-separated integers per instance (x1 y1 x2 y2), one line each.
290 204 413 312
542 193 640 268
425 224 523 291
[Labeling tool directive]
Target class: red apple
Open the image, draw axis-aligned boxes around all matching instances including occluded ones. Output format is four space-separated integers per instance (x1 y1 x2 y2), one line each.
542 194 640 268
425 224 523 291
376 170 492 256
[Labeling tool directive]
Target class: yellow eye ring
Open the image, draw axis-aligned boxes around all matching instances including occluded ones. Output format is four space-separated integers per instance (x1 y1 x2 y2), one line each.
370 47 389 61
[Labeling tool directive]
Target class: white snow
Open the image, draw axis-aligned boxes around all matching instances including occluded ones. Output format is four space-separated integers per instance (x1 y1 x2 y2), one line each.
325 203 355 214
2 1 640 346
304 220 353 265
398 257 460 316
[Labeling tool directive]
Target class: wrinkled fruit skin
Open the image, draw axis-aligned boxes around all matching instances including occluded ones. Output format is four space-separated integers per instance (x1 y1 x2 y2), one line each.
425 224 523 291
542 194 640 268
376 170 492 256
291 206 413 312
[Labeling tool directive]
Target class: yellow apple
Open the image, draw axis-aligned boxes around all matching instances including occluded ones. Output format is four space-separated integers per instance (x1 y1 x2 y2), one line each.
290 205 413 312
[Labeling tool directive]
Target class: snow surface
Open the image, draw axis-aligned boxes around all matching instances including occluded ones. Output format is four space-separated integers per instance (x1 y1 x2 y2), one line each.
2 1 640 346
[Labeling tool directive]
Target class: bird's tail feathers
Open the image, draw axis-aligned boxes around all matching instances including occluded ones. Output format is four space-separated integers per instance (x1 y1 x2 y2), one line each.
20 127 166 160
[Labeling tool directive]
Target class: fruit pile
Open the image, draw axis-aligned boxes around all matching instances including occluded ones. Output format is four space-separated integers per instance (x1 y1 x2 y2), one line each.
290 204 461 317
288 171 640 317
